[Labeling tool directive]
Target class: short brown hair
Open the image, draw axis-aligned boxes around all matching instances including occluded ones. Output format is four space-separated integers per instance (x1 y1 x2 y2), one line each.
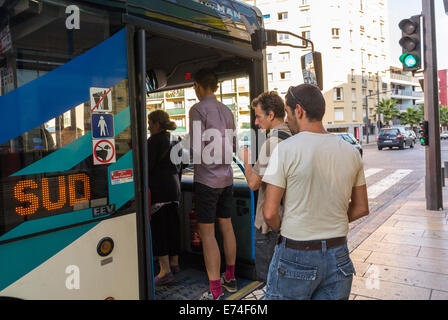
252 91 285 119
285 84 325 121
193 68 218 91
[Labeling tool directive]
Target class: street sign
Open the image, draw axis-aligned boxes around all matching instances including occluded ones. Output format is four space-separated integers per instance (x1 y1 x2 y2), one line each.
92 113 114 139
92 139 116 165
90 87 113 112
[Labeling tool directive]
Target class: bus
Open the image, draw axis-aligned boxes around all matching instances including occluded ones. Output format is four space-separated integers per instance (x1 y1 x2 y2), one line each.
0 0 321 300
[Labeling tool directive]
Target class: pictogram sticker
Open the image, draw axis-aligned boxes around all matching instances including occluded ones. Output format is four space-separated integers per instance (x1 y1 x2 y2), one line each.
92 113 114 139
90 87 113 112
93 139 116 165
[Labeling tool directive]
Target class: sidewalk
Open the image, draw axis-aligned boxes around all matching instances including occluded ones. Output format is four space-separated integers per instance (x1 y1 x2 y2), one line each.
244 182 448 300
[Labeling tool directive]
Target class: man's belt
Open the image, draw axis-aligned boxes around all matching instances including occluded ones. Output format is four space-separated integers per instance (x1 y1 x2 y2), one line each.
278 236 347 251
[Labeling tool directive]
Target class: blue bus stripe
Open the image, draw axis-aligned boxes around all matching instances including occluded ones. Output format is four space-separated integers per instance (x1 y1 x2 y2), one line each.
0 28 128 144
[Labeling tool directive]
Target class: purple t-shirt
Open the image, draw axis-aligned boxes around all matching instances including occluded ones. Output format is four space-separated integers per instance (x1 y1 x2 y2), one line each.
189 94 236 189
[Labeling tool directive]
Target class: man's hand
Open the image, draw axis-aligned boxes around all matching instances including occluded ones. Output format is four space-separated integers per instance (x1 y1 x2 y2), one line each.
238 146 250 165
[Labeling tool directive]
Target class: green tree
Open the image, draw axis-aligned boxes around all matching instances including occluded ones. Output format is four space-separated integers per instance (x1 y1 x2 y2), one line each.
374 98 400 126
400 107 423 131
440 105 448 127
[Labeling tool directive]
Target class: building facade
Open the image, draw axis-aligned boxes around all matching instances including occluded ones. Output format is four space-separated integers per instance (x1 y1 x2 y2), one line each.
243 0 391 141
439 69 448 106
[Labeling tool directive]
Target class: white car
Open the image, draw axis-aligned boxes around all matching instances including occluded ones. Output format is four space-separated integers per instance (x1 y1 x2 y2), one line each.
441 131 448 140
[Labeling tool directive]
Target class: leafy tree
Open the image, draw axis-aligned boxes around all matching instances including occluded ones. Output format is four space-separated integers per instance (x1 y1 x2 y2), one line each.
440 105 448 127
400 107 423 131
374 98 400 126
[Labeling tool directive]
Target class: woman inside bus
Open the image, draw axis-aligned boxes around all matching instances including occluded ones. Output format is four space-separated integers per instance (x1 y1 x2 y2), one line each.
147 110 182 286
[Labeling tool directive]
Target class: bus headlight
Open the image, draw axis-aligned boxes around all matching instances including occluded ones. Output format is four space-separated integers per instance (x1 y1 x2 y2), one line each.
97 237 114 257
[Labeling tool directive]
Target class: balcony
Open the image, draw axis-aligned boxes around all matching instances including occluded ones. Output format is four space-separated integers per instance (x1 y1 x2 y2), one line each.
165 89 184 99
391 89 424 99
166 108 185 116
390 73 419 85
147 92 164 100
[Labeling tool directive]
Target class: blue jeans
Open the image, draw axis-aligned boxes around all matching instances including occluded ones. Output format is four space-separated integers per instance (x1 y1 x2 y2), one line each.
265 237 355 300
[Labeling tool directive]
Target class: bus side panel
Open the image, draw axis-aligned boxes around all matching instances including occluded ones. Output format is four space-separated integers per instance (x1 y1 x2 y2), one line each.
0 213 139 300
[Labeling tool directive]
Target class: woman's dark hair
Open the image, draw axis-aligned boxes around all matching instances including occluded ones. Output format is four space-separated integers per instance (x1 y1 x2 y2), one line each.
252 91 285 119
148 110 177 131
193 68 218 91
285 84 326 121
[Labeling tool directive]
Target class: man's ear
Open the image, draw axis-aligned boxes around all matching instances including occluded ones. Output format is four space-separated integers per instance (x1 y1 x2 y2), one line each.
296 104 307 119
268 110 275 121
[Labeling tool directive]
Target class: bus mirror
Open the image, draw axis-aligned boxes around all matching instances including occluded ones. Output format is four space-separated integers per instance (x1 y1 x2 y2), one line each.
301 51 323 90
146 69 167 92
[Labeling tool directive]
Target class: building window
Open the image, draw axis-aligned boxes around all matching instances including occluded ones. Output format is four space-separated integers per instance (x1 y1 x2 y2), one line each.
332 28 340 39
301 31 310 46
278 33 290 41
280 71 291 80
263 14 270 23
352 108 357 121
278 12 288 21
351 69 355 82
301 0 309 5
267 73 273 82
335 108 344 121
173 100 184 109
267 53 272 61
279 52 290 61
334 88 343 101
352 88 356 102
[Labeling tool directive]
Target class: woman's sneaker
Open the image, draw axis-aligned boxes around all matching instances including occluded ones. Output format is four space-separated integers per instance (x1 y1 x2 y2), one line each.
221 273 237 293
200 290 224 300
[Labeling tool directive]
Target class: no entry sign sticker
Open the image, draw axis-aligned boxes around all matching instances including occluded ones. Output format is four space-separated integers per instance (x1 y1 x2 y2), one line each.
93 139 116 165
111 169 134 185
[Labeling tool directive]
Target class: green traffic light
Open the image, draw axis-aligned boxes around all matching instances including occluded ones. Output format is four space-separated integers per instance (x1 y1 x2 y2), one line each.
420 138 425 143
399 53 419 68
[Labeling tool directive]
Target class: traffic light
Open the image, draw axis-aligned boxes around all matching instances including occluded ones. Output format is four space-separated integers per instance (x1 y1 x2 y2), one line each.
398 15 422 71
419 120 429 146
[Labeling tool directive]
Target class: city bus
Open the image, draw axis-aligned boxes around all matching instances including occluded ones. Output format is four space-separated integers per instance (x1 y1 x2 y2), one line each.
0 0 321 300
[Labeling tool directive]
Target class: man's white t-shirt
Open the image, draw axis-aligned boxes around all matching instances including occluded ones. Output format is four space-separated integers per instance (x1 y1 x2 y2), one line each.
262 132 366 241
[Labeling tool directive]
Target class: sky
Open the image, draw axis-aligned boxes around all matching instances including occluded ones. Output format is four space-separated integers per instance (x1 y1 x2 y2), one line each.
388 0 448 70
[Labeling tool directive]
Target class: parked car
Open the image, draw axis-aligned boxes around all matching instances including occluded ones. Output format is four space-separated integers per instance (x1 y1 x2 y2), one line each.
334 133 363 157
377 128 415 150
441 131 448 140
406 129 417 143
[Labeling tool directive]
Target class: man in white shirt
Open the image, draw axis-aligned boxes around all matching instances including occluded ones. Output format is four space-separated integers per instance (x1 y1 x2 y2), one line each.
262 84 369 300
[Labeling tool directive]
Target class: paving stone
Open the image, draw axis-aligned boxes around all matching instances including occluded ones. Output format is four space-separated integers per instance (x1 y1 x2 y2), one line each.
395 208 446 218
376 225 425 237
353 261 371 277
350 249 372 262
382 233 448 250
364 264 448 292
359 239 420 257
390 214 447 225
430 290 448 300
350 276 431 300
418 247 448 261
349 294 356 300
423 230 448 240
366 251 448 275
354 295 378 300
393 221 448 231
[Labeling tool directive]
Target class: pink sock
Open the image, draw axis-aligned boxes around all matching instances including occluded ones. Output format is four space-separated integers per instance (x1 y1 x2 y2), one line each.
225 265 235 281
210 279 222 300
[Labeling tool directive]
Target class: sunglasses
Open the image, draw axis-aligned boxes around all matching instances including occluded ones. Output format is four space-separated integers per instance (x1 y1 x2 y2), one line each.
288 86 306 111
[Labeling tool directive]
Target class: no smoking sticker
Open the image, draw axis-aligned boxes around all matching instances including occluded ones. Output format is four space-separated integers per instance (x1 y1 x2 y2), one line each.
93 139 116 165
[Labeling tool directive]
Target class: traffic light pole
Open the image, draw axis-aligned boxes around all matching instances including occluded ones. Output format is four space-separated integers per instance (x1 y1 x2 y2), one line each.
422 0 443 210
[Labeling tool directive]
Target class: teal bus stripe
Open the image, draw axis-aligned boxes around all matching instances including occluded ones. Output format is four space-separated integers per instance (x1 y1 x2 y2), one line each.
11 107 130 177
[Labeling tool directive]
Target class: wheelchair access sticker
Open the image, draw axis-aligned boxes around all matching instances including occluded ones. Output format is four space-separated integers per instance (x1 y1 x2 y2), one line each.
93 139 116 165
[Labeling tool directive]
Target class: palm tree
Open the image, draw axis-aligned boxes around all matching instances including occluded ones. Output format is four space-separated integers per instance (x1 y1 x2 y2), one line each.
400 107 423 132
374 98 400 127
440 106 448 129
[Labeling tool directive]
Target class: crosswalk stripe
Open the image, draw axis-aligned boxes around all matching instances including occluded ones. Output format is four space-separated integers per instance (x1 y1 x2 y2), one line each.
367 169 413 199
364 168 384 179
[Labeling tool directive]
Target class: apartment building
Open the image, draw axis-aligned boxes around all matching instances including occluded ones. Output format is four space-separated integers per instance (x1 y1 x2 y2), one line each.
243 0 391 140
439 69 448 106
388 66 424 118
146 77 251 135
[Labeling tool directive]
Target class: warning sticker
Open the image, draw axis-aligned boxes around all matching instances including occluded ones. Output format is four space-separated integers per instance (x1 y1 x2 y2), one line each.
111 169 134 185
93 139 116 165
90 87 113 112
